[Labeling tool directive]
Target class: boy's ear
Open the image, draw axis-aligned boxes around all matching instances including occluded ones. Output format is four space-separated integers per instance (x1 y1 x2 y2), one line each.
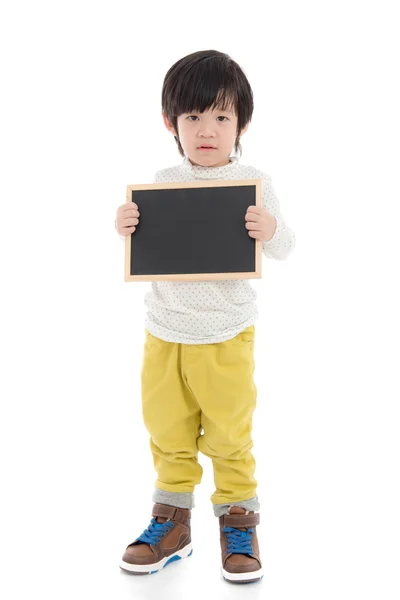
162 113 177 136
240 123 249 137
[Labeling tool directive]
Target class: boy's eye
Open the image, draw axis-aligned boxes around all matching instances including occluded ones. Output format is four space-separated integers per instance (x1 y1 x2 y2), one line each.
187 115 228 122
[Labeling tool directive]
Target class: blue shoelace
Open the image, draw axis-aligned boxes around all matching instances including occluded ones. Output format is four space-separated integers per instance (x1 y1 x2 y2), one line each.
222 526 254 554
136 518 174 546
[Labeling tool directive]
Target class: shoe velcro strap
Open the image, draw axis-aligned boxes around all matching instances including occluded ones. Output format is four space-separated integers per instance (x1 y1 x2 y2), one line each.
152 504 178 520
152 504 190 526
223 512 260 528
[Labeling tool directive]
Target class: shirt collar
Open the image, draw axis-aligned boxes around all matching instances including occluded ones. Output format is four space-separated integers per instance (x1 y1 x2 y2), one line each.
181 155 239 178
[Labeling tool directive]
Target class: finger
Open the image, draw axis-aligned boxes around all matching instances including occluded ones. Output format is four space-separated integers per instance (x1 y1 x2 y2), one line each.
124 217 139 227
125 202 139 211
247 205 261 214
245 211 260 222
245 221 263 231
123 207 140 217
122 226 136 234
248 230 262 239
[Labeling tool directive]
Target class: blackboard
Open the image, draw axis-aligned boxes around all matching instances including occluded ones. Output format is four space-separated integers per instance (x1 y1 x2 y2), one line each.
124 178 262 281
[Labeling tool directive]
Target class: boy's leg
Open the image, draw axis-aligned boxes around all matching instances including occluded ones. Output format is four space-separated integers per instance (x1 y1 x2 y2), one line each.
183 326 260 516
141 330 203 509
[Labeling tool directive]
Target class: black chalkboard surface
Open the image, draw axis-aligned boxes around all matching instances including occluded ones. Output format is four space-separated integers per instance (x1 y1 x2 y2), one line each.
124 178 262 281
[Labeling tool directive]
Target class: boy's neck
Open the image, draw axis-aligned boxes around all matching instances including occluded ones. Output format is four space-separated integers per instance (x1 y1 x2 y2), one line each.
188 157 232 167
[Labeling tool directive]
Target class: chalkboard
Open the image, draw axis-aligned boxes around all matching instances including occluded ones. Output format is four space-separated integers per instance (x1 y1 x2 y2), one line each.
124 178 262 282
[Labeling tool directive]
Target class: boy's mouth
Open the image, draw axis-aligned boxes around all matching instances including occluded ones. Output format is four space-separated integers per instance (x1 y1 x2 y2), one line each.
198 145 216 151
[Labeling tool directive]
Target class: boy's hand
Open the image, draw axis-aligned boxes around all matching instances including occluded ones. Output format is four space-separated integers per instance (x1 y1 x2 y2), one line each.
115 203 140 235
245 206 277 242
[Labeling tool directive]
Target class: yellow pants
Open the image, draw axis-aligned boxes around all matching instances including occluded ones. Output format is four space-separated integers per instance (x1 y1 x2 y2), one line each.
141 325 258 506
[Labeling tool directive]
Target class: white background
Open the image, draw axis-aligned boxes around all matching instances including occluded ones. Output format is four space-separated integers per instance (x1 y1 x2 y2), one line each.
1 1 399 599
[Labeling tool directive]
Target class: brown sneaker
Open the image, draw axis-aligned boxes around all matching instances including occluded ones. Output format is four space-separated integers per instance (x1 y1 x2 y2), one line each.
120 503 192 575
219 506 263 583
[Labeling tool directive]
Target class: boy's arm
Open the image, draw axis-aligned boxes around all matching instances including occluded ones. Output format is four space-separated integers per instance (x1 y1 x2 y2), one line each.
261 175 296 260
118 171 160 241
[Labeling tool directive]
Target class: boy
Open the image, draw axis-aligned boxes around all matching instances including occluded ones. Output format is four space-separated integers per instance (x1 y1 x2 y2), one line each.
116 49 295 583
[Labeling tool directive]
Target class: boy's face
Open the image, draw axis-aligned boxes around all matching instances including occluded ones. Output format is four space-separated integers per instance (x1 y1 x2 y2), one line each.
163 106 248 167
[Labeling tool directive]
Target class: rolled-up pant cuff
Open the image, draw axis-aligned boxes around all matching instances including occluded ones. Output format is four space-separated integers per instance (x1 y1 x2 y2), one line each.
152 488 195 509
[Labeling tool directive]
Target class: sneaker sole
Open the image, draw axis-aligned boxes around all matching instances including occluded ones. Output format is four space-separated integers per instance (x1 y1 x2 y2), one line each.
119 542 193 575
222 566 264 583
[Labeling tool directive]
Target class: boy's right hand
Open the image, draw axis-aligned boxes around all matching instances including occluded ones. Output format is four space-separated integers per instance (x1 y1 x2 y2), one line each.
116 203 140 236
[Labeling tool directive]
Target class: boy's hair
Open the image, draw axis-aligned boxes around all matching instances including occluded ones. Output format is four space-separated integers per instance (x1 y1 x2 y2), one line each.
161 50 254 158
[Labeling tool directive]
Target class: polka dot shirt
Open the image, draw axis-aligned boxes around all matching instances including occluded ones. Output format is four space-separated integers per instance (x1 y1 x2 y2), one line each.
123 155 296 344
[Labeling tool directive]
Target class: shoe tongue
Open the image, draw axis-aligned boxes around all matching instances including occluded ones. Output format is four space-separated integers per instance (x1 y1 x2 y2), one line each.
155 517 167 524
229 507 247 514
228 507 250 532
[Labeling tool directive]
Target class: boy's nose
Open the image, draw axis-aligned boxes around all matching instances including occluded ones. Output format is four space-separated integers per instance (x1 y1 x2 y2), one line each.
198 126 216 137
198 133 217 141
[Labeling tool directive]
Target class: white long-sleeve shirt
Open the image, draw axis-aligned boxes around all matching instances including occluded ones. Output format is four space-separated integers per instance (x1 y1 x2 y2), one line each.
120 155 296 344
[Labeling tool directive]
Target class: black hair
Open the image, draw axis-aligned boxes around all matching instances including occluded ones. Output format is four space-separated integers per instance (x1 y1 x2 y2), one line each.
161 50 254 158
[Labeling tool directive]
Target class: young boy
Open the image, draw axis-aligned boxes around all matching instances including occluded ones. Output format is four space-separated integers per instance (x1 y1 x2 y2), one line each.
115 49 296 583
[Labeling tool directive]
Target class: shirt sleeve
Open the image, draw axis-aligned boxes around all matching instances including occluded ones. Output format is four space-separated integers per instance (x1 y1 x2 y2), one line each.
260 175 296 260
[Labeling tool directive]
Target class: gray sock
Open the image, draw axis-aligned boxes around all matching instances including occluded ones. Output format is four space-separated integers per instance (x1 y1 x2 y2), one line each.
213 495 260 517
152 488 195 509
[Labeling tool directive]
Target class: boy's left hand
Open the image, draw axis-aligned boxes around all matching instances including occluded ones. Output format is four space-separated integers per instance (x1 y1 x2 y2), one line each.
245 206 277 242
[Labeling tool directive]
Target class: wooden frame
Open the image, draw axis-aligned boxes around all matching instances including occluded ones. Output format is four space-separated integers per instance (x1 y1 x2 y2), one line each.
124 178 262 282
